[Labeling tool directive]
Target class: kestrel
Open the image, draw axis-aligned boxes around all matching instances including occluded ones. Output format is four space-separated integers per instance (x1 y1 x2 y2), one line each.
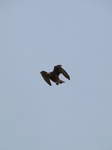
40 65 70 86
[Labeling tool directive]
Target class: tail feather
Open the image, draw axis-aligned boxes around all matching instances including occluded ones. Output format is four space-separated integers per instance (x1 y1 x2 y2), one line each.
56 80 65 85
59 80 65 84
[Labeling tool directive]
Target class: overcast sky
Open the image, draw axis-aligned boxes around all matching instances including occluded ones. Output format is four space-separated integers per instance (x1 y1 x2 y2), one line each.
0 1 112 150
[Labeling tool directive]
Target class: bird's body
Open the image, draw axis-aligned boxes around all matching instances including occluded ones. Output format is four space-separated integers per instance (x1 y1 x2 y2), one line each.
40 65 70 86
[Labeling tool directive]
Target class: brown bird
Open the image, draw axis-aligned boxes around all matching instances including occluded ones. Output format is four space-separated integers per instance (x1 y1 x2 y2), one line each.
40 65 70 86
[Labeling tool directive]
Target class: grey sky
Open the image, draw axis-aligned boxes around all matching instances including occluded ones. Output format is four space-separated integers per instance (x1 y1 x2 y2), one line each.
1 1 112 150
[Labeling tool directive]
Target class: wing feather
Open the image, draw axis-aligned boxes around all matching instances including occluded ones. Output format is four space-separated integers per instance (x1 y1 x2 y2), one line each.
53 65 70 80
40 71 51 86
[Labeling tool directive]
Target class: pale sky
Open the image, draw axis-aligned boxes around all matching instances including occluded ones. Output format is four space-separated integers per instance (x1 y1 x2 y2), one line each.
0 1 112 150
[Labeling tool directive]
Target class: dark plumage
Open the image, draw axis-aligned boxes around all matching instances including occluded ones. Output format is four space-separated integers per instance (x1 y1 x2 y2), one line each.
40 65 70 86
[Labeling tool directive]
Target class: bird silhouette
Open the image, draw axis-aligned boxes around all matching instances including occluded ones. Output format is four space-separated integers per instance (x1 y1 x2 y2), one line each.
40 65 70 86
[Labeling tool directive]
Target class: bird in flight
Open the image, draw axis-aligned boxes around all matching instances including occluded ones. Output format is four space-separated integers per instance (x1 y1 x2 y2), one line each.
40 65 70 86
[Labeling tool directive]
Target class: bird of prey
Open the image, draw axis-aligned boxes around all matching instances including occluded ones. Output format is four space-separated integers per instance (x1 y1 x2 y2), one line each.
40 65 70 86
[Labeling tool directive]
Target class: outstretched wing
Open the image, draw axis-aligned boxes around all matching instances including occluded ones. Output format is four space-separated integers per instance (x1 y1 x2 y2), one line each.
53 65 70 80
40 71 51 86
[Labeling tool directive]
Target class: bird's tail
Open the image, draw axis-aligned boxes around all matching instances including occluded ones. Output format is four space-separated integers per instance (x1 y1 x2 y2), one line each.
59 80 65 84
56 80 65 85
